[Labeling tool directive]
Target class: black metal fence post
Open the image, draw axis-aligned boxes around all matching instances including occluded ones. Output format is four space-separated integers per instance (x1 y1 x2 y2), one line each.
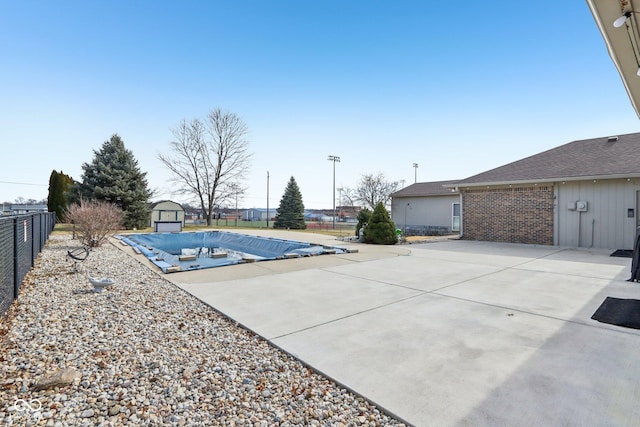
13 216 19 299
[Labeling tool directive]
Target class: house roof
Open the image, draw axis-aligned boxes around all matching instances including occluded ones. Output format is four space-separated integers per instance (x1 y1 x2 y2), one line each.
586 0 640 118
455 132 640 187
392 180 460 197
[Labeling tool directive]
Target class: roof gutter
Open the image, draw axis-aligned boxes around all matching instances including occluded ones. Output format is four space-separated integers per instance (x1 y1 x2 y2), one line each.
448 173 640 190
586 0 640 118
392 192 459 198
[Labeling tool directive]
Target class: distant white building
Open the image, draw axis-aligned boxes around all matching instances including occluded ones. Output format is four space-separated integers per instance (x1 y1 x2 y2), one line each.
6 204 48 215
243 208 274 221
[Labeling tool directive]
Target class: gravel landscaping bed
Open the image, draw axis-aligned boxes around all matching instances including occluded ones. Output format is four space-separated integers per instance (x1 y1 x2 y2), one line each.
0 234 406 426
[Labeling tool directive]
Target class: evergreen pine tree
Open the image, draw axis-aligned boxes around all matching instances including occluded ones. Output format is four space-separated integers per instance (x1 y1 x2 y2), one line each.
47 170 74 221
47 171 60 215
273 177 306 229
363 202 398 245
79 134 152 229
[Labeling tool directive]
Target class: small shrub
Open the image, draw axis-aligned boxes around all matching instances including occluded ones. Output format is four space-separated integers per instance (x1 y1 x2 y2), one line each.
363 202 398 245
64 199 123 247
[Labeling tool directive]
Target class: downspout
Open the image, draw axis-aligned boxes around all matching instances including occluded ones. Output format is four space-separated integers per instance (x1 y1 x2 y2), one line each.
459 190 464 238
590 218 595 248
553 184 559 246
577 210 582 248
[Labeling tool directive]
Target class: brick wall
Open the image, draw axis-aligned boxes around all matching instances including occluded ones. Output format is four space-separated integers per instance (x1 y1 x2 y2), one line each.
461 185 554 245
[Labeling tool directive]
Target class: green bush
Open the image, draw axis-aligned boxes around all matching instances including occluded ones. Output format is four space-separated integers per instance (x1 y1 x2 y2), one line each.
363 202 397 245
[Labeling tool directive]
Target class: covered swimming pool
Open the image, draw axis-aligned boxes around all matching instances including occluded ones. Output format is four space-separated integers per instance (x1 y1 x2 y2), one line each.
117 231 350 273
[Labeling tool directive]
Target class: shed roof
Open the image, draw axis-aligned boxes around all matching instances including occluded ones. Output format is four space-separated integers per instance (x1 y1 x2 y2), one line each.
392 180 460 197
150 200 185 210
455 132 640 186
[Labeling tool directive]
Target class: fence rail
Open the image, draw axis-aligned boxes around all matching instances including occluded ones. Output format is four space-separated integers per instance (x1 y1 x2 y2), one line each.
402 224 451 236
0 212 55 316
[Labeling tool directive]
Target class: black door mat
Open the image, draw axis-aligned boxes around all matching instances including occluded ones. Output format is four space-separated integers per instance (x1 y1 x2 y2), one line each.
610 249 633 258
591 297 640 329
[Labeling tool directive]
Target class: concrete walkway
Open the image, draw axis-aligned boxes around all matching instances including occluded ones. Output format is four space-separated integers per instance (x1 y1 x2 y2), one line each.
163 231 640 426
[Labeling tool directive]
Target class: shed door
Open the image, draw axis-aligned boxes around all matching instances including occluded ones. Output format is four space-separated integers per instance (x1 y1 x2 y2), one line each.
159 210 178 221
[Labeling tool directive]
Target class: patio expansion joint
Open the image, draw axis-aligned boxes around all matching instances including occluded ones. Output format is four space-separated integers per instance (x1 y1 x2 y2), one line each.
267 248 583 341
269 270 428 340
420 247 575 294
269 249 608 340
318 247 640 337
508 265 632 283
426 291 640 337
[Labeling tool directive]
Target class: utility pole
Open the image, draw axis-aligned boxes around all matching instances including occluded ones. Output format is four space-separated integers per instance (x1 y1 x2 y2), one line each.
338 187 343 223
413 163 419 183
404 202 411 235
266 171 270 228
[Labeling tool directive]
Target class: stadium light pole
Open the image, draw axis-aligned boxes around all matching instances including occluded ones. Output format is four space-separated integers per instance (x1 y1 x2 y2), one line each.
327 155 340 229
266 170 270 228
413 163 419 183
337 187 343 222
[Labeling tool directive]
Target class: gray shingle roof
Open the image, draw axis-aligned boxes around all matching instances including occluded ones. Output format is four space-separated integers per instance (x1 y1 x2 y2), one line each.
150 200 185 210
392 180 460 197
456 132 640 186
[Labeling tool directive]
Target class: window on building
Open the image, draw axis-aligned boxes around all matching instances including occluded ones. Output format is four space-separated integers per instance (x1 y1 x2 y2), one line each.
452 203 460 232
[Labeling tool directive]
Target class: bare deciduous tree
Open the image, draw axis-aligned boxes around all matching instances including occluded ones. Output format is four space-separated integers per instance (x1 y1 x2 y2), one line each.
64 199 123 247
337 187 357 207
158 108 252 225
356 173 403 210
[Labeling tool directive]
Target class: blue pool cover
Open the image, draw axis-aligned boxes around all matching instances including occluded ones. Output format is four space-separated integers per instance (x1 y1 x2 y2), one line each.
116 231 349 273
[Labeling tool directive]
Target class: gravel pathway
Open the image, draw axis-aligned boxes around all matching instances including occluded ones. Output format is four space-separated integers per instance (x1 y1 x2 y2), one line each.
0 234 407 426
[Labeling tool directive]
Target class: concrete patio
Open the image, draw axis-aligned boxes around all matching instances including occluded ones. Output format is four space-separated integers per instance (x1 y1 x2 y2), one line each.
162 231 640 426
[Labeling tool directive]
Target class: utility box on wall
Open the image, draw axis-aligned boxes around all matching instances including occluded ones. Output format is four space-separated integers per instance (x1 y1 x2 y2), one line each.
576 201 588 212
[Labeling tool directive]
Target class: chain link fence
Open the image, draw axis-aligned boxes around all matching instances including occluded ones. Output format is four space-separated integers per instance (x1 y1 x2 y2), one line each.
0 212 55 316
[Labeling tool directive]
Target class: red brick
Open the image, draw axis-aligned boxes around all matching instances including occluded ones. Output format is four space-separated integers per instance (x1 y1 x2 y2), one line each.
461 186 554 245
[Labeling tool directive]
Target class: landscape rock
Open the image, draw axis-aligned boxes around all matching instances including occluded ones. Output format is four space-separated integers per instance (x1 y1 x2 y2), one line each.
0 234 406 426
32 368 80 391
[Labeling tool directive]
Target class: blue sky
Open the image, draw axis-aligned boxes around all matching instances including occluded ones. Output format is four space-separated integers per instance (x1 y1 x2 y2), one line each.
1 1 639 208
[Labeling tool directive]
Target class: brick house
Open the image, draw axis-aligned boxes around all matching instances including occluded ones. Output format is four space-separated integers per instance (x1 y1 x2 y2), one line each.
448 132 640 249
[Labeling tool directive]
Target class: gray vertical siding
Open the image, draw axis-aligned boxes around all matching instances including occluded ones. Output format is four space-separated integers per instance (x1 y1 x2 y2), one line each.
556 179 638 249
391 194 460 231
